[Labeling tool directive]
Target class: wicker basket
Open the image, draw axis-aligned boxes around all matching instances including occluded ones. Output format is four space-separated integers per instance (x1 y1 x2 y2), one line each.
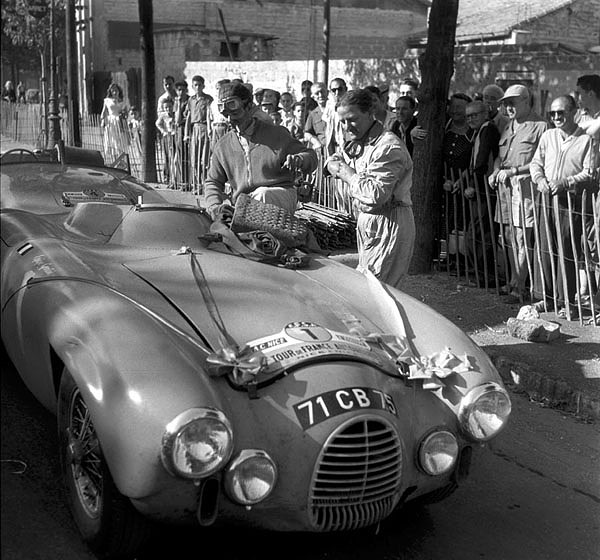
231 193 308 247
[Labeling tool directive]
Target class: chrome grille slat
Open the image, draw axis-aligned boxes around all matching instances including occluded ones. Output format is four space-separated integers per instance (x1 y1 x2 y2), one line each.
317 458 398 478
309 417 402 531
314 472 399 487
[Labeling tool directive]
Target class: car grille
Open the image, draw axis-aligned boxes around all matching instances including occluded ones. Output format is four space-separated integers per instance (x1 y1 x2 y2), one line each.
309 417 402 531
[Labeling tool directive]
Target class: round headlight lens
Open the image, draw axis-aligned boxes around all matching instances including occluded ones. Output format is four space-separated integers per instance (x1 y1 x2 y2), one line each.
162 408 233 479
459 383 511 441
419 430 459 475
224 450 277 505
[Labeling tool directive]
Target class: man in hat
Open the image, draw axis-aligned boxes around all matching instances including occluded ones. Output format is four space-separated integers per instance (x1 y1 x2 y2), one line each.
204 82 318 222
488 84 548 300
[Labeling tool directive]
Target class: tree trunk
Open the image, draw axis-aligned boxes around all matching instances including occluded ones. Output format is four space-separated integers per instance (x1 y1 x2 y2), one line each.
410 0 459 273
138 0 157 183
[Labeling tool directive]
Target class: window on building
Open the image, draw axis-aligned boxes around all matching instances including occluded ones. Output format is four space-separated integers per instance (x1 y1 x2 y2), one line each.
219 41 239 59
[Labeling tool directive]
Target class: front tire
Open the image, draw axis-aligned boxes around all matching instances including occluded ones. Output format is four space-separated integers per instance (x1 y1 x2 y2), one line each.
58 368 151 559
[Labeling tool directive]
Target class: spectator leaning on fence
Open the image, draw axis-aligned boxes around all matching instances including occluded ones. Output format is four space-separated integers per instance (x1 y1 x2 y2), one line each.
465 99 501 281
575 74 600 306
529 95 595 318
488 84 548 300
204 82 318 222
326 89 415 288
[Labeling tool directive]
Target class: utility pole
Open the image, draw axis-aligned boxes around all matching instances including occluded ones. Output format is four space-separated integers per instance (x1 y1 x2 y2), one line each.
138 0 157 182
321 0 330 86
47 0 62 148
66 0 81 146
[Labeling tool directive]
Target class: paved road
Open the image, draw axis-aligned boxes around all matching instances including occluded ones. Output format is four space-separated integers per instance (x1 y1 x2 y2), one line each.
1 354 599 560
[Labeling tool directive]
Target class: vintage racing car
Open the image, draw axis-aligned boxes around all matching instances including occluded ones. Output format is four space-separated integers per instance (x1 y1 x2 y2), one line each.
0 147 511 559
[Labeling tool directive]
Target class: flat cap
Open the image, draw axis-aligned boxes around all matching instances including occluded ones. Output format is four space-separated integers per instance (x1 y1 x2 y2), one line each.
499 84 530 102
218 82 252 102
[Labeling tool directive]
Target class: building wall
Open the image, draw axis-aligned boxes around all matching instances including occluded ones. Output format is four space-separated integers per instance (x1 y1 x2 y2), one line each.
452 50 599 116
92 0 424 68
516 0 600 52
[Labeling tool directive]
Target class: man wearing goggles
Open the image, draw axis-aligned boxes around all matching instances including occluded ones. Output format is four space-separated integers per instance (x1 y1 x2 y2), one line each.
204 83 318 222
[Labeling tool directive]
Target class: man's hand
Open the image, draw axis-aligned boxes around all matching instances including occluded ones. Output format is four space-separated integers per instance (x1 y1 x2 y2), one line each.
210 203 234 225
410 126 427 141
282 154 303 172
548 178 568 196
488 170 499 190
536 177 550 194
325 154 343 177
495 168 513 185
326 155 355 183
464 186 476 199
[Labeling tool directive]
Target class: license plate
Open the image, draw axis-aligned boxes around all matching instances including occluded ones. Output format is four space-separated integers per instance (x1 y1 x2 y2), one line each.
293 387 397 430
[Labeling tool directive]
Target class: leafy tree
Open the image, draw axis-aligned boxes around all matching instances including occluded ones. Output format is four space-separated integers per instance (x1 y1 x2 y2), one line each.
1 0 65 85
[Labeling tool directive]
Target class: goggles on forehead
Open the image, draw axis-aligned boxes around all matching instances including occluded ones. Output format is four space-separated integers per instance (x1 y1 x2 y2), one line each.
217 97 244 113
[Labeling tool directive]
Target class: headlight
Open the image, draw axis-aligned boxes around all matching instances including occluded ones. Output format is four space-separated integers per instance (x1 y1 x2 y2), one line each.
161 408 233 479
418 430 459 475
224 450 277 505
458 382 511 441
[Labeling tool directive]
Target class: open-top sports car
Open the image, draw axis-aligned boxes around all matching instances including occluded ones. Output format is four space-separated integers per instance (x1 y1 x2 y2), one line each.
1 146 511 559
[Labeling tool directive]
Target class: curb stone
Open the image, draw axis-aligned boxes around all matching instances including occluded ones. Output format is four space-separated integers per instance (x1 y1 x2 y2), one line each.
489 352 600 421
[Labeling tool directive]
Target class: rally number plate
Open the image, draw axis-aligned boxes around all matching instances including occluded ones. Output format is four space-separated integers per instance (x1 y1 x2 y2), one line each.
293 387 397 430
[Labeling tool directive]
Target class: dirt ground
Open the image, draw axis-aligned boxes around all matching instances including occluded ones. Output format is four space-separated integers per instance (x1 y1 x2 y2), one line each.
395 272 600 417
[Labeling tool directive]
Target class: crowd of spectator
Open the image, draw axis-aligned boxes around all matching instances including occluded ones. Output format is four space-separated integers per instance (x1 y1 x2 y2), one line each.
4 70 598 318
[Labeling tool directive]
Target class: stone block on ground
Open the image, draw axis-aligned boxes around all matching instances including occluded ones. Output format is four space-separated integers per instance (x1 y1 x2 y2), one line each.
506 317 561 342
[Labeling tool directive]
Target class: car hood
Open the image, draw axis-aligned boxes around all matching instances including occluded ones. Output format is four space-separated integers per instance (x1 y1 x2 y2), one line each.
123 249 388 351
121 248 489 385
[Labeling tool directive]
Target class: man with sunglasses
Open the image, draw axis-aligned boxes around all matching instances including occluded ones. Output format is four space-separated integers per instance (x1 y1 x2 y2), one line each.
530 95 595 318
204 83 318 222
324 78 348 156
488 84 548 300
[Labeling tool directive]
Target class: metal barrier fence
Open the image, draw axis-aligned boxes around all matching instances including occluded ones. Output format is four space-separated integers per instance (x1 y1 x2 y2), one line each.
0 102 45 148
441 167 599 326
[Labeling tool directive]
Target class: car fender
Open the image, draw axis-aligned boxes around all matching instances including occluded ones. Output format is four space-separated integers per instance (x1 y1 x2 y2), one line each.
43 284 226 499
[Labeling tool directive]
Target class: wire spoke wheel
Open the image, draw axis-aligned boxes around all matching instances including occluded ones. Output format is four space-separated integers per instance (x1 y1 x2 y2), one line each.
58 368 152 559
67 386 103 518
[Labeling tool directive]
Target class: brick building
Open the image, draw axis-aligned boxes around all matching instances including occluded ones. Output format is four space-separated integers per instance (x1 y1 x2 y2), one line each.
77 0 429 112
409 0 600 114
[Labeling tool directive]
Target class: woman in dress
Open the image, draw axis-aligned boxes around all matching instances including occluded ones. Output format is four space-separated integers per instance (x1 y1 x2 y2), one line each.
100 82 128 164
326 89 415 288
